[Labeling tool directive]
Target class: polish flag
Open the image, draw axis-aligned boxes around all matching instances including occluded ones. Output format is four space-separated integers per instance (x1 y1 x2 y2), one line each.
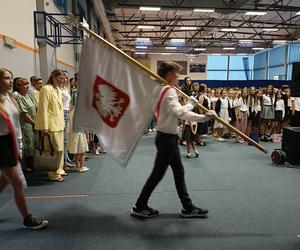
73 38 163 167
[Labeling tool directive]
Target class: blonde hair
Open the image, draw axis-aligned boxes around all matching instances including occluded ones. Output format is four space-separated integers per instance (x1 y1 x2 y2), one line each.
0 68 19 114
47 69 64 85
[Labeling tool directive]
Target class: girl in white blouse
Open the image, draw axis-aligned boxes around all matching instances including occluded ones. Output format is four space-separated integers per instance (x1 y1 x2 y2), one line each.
260 85 275 141
235 88 249 143
274 91 285 134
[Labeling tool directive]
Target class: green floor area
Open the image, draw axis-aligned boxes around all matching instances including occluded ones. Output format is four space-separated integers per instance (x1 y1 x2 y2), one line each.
1 134 300 250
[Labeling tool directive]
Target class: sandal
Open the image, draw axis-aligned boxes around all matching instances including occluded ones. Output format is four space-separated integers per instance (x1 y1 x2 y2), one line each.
51 177 64 182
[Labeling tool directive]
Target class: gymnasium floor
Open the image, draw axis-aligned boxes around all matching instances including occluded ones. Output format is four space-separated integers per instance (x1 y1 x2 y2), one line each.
0 134 300 250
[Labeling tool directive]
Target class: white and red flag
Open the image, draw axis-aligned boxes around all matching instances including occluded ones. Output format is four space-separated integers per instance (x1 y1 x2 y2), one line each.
73 38 163 167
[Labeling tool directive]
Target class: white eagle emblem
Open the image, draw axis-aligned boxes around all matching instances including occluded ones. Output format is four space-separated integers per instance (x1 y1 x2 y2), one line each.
94 84 125 122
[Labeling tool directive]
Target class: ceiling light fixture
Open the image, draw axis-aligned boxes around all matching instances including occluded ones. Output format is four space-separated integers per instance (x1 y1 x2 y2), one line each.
193 8 215 13
262 28 279 32
194 48 206 51
273 40 287 44
137 25 154 29
245 11 267 16
221 28 238 32
139 6 161 11
136 38 151 42
180 27 197 30
171 38 185 43
239 39 252 43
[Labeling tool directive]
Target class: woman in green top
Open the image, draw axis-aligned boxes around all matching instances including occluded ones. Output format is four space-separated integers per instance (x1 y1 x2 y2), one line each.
16 78 36 172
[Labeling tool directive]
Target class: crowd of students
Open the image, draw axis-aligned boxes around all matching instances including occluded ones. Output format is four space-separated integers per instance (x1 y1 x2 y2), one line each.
150 77 300 157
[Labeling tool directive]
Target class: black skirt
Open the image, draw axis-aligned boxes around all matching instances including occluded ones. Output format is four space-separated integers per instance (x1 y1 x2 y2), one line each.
182 125 198 142
229 107 236 122
0 134 17 168
275 110 284 121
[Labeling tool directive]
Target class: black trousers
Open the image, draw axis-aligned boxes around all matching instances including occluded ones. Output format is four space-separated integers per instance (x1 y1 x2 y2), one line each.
136 131 193 209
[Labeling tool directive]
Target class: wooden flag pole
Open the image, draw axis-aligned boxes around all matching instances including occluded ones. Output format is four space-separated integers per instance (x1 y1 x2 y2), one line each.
80 25 268 154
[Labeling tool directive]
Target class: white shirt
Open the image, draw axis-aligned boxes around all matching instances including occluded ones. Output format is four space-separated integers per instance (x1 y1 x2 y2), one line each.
236 97 249 112
262 94 274 106
60 87 71 111
233 98 239 108
0 95 22 151
207 97 212 109
220 97 229 110
275 99 285 118
253 100 262 113
156 87 210 135
28 84 35 95
291 97 300 111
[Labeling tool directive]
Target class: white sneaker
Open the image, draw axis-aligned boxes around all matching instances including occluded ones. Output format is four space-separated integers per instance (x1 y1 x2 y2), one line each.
148 129 153 132
152 128 156 132
65 161 75 167
186 153 191 158
217 137 225 142
95 149 100 155
76 167 89 173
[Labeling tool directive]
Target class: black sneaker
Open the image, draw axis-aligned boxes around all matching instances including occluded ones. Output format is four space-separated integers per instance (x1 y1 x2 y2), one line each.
23 214 48 230
180 206 209 218
130 206 159 218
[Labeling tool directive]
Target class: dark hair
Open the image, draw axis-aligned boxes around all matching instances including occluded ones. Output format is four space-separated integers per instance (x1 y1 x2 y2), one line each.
183 77 191 84
199 83 206 93
157 61 182 79
13 77 20 92
15 78 29 92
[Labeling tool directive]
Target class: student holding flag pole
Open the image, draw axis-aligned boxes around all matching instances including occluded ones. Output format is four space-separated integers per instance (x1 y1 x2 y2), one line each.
130 62 217 218
74 22 268 218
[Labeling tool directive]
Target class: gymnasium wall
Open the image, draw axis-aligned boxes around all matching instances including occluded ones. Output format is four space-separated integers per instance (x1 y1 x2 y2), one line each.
0 0 76 80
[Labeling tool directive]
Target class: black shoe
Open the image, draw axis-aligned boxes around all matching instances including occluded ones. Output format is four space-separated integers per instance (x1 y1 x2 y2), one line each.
23 214 48 230
195 151 199 158
181 206 209 218
130 206 159 218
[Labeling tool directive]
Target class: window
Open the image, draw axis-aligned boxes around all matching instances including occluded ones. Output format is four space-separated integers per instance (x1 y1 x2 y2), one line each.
207 71 227 80
207 55 228 70
207 55 228 80
269 66 285 80
254 51 267 70
253 69 266 80
269 45 286 67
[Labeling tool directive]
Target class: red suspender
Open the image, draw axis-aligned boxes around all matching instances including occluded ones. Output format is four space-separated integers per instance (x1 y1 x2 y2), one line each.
156 86 172 122
0 111 19 161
